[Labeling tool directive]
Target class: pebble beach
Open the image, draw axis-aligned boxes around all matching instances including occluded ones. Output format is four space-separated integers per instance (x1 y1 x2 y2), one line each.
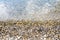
0 20 60 40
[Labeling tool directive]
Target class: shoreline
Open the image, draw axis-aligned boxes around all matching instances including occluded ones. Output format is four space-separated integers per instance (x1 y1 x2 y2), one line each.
0 19 60 27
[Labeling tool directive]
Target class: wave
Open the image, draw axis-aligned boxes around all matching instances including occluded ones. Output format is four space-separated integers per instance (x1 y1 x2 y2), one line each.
0 0 59 21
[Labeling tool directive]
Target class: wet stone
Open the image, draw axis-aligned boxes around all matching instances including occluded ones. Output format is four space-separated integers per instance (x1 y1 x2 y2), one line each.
38 26 44 32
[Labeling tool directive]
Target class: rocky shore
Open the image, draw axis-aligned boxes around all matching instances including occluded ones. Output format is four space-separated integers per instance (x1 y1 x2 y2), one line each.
0 20 60 40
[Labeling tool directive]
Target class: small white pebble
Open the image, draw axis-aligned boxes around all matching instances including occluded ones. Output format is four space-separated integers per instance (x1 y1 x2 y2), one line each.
44 38 46 40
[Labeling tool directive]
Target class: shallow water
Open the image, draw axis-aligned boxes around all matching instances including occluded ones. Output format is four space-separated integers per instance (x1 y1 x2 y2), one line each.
0 0 59 21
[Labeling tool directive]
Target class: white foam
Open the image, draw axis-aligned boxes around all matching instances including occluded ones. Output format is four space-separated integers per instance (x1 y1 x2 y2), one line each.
0 0 59 21
0 2 9 20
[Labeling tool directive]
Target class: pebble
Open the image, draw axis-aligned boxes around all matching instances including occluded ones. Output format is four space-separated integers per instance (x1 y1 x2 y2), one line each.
0 21 60 40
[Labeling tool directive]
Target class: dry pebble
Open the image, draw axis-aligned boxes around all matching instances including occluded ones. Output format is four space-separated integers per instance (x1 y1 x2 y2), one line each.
0 20 60 40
